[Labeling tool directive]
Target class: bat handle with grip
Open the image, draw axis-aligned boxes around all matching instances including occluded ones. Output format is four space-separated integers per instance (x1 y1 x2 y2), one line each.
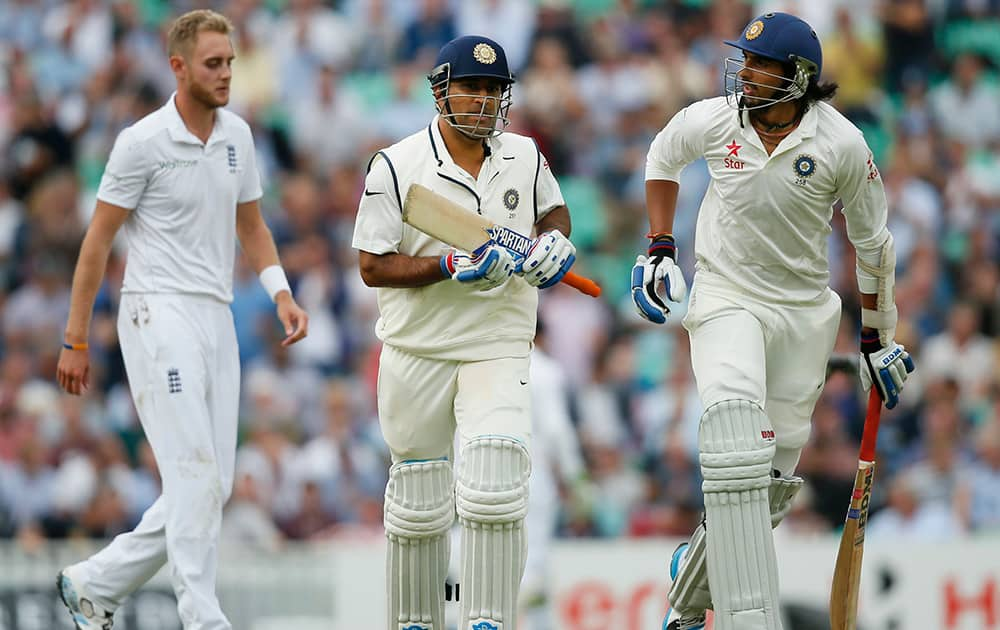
561 271 602 297
859 389 882 462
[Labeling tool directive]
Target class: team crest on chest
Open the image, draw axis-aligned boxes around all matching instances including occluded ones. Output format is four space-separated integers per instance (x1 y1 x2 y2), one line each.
793 154 816 186
503 188 520 213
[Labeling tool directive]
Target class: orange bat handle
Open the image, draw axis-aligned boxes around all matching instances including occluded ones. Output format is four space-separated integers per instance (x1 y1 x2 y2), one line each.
858 389 882 462
562 271 601 297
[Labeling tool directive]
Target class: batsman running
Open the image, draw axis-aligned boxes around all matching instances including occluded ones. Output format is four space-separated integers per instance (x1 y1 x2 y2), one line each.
352 35 577 630
631 12 916 630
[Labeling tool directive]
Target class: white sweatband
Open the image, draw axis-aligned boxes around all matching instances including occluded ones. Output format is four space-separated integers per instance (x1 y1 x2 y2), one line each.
259 265 291 302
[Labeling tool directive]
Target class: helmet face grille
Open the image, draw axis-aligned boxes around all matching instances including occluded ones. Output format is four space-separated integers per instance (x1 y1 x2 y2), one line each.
723 57 814 111
430 66 513 139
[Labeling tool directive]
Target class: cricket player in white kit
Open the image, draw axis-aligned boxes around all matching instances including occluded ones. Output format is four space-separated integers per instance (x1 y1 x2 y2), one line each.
352 36 577 630
630 13 915 630
54 10 308 630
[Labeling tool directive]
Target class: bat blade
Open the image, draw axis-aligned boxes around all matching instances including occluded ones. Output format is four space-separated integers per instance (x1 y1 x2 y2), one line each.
829 390 882 630
402 184 601 297
402 184 495 253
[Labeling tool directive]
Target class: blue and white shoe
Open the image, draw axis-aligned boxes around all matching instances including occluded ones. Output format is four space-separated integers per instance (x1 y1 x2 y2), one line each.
57 566 115 629
662 543 706 630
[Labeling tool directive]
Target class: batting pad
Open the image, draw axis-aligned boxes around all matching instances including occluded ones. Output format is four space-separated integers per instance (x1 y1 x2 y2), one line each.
668 474 803 614
384 458 455 630
455 437 531 630
699 400 781 630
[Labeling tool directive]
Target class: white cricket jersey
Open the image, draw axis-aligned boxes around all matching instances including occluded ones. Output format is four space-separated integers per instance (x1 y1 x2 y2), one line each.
646 96 889 305
97 94 263 303
352 116 565 361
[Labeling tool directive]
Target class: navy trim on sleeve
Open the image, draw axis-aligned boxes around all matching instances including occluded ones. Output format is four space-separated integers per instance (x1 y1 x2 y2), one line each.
376 150 403 211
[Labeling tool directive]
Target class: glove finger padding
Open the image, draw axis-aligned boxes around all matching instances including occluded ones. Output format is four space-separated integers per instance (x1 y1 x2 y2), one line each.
444 244 515 291
630 254 688 324
520 230 576 288
659 260 688 303
860 340 915 409
631 255 669 323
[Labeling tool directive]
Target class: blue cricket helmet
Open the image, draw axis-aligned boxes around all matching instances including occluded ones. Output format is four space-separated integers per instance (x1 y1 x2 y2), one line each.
428 36 515 139
724 12 822 80
429 35 515 86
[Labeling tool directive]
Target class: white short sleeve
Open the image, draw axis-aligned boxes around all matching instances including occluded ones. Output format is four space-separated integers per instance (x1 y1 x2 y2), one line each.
239 133 263 203
645 104 708 182
97 127 149 209
534 148 565 220
352 154 403 255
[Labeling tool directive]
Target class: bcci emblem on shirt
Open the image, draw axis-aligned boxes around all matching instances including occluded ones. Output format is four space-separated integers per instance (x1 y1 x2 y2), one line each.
503 187 519 218
793 153 816 186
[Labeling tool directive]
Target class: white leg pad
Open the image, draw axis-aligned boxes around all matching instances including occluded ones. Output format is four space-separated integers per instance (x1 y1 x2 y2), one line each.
456 437 531 630
668 475 803 614
699 400 782 630
385 459 455 630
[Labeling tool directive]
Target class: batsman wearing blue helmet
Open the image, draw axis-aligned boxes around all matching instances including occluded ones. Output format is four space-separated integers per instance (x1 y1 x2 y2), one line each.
630 13 916 630
352 35 577 630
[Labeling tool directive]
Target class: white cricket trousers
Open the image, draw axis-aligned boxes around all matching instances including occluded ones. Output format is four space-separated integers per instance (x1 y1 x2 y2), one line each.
377 343 532 462
74 293 240 630
683 271 841 459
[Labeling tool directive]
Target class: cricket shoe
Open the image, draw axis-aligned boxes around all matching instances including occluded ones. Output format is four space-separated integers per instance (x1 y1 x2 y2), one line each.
57 565 116 629
662 543 706 630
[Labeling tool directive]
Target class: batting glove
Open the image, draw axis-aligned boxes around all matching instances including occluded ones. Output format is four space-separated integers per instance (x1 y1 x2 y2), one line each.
859 332 916 409
518 229 576 288
631 234 687 324
441 242 515 291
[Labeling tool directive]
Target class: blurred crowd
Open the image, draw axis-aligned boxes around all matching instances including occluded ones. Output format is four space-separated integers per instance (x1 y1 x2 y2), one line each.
1 0 999 553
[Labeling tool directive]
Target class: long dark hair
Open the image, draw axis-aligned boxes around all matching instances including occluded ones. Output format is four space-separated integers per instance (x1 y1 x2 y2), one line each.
804 79 839 104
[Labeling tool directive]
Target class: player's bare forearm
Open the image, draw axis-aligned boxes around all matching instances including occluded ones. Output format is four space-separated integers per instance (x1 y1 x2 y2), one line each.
535 205 571 237
358 251 446 288
235 200 282 272
65 201 130 342
645 179 680 234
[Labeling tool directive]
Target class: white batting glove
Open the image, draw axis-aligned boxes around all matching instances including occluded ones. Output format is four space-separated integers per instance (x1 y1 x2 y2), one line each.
631 235 687 324
518 229 576 288
440 242 515 291
859 332 916 409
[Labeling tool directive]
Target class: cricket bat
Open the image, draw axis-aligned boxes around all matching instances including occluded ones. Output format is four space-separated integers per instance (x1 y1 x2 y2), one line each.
829 389 883 630
402 183 601 297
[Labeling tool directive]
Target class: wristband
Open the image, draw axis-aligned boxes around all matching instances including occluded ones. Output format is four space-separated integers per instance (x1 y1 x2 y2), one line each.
260 265 291 302
63 342 88 351
647 233 676 260
646 231 674 240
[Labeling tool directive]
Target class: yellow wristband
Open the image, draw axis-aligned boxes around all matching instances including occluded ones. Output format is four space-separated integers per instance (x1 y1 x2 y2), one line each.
62 342 89 351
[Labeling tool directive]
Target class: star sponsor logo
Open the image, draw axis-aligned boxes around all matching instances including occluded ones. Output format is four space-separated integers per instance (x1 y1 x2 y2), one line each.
724 139 744 170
